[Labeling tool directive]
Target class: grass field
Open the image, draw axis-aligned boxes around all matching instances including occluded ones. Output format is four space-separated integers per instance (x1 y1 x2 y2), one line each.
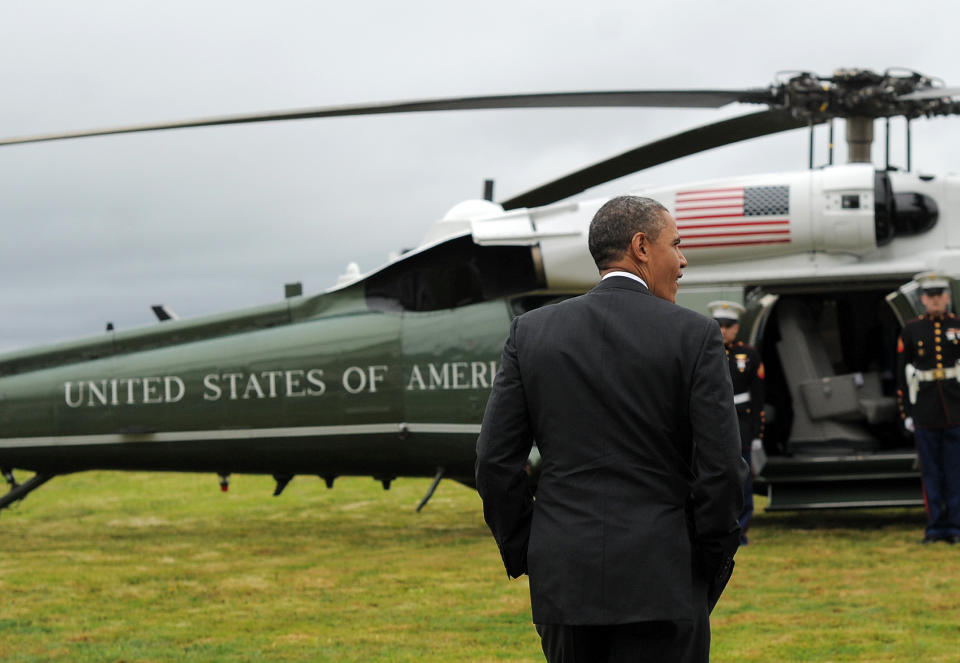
2 471 959 662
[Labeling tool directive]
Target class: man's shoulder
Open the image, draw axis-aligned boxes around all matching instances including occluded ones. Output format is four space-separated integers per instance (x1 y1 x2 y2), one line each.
599 285 713 324
516 284 713 331
517 292 589 323
648 296 714 329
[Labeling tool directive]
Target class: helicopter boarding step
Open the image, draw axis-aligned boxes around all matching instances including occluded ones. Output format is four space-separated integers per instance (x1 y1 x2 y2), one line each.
758 451 922 511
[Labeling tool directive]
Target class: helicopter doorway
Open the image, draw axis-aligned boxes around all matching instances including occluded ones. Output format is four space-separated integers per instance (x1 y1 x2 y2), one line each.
750 287 905 455
746 285 923 510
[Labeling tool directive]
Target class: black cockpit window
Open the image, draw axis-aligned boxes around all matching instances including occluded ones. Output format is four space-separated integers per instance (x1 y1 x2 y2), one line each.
365 236 542 312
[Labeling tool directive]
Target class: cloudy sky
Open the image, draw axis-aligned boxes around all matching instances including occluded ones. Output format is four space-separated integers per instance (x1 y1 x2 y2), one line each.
2 0 959 352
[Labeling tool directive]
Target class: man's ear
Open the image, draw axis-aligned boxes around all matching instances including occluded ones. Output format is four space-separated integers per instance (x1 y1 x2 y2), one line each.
632 232 648 261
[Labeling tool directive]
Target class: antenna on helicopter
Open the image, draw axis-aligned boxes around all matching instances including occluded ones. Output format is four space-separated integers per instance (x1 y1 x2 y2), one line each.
151 305 179 322
483 179 495 201
337 262 361 285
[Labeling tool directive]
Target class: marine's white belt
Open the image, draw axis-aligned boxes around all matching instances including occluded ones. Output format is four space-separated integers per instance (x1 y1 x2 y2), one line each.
733 391 751 405
917 366 958 381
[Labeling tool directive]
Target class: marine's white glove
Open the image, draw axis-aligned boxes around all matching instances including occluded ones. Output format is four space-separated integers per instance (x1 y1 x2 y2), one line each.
750 438 767 475
904 417 915 433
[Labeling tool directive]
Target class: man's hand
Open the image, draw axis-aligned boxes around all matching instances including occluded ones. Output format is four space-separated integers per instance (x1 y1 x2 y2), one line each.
750 438 767 474
904 417 915 433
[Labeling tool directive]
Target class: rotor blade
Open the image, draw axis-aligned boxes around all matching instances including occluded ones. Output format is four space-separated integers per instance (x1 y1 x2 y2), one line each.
0 89 772 147
501 110 810 210
898 87 960 101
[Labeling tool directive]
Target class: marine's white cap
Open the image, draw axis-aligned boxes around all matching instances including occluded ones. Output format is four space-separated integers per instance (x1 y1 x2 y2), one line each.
914 271 951 292
708 300 746 322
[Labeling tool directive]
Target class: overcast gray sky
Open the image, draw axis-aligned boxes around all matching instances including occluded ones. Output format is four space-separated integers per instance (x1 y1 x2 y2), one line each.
2 0 959 352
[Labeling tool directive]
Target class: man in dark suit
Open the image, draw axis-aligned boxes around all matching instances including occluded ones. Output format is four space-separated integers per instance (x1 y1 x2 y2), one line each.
476 195 746 662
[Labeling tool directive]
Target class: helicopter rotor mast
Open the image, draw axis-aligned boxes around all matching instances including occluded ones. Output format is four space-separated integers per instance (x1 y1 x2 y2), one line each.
776 68 960 167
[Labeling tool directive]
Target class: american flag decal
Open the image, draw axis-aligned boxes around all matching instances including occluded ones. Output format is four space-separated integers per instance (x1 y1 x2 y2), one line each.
675 185 791 249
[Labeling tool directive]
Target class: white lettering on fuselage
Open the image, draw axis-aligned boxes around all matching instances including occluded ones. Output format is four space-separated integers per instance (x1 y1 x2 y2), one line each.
202 369 327 401
64 376 186 408
405 361 497 390
61 361 498 409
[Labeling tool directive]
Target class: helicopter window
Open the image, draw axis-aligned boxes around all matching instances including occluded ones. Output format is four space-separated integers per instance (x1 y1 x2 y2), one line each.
842 194 860 209
365 235 542 312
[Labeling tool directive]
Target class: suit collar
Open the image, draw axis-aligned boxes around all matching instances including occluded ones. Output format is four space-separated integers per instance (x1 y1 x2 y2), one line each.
601 271 648 289
593 274 652 296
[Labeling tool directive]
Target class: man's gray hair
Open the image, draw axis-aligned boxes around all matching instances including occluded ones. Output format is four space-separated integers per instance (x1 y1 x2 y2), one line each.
588 196 669 270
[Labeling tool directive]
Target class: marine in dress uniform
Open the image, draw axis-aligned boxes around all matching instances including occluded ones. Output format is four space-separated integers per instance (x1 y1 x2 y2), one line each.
709 301 765 545
896 272 960 544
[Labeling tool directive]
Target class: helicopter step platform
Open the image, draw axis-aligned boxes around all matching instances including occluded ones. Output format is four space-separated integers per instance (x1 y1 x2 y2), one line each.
758 451 923 511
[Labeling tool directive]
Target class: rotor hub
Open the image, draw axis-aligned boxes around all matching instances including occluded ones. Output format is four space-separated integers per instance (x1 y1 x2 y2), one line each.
776 68 960 121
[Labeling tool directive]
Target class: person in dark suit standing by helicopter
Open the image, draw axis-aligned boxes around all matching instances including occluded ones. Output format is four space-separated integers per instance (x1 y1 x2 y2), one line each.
476 195 746 663
897 271 960 544
709 301 765 546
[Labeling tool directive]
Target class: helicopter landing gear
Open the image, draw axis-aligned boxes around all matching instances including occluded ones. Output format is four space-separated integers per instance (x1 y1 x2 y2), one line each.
0 472 55 516
416 467 445 513
272 474 294 496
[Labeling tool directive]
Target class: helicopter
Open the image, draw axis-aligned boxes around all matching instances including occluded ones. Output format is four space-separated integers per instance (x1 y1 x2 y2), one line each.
2 67 958 515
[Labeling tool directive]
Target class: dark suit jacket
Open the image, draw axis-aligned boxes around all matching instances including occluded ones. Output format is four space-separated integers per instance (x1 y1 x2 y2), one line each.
476 276 746 625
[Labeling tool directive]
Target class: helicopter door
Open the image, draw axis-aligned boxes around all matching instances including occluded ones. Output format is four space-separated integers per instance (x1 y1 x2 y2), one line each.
885 281 924 326
885 276 956 326
400 299 512 480
741 292 779 347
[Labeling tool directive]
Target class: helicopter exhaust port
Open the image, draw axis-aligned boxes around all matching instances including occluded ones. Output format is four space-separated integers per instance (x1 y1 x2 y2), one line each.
873 171 938 246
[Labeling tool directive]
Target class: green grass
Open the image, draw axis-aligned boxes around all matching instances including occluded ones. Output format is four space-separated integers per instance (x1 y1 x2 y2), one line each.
1 472 958 662
716 506 960 662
